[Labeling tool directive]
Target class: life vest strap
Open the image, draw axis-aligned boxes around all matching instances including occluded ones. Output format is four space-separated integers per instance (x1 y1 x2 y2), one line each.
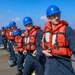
54 46 69 49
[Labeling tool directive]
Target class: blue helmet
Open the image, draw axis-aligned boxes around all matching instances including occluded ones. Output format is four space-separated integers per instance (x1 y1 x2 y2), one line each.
46 5 61 17
23 16 33 26
2 27 5 29
14 29 21 36
9 21 16 27
6 25 11 29
6 26 9 29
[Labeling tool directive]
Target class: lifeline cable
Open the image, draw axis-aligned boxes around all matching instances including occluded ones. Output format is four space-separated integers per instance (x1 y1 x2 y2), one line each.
52 53 75 74
56 57 75 75
52 53 75 62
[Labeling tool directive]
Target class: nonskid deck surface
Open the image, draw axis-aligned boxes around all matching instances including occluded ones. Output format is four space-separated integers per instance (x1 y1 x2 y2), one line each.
0 44 35 75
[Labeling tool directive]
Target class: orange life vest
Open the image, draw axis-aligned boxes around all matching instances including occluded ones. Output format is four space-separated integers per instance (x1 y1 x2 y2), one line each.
41 20 72 56
14 36 23 52
23 26 41 51
6 29 11 40
1 29 6 36
8 27 21 41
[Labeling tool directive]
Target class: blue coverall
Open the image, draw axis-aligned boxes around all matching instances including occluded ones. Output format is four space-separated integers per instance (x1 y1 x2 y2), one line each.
2 36 7 50
8 41 17 64
23 30 46 75
17 52 25 71
44 26 75 75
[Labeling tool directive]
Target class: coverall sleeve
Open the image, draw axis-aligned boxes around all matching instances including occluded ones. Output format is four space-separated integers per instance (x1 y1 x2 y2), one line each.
36 30 43 56
66 26 75 56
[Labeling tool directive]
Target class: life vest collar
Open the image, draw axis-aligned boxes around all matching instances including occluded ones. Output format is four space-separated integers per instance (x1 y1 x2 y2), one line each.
45 20 68 32
25 26 41 36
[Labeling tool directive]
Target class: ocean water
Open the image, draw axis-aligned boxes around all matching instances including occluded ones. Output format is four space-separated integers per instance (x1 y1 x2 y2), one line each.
0 30 25 44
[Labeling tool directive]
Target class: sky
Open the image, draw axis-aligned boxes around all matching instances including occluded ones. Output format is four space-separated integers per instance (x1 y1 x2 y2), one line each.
0 0 75 30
